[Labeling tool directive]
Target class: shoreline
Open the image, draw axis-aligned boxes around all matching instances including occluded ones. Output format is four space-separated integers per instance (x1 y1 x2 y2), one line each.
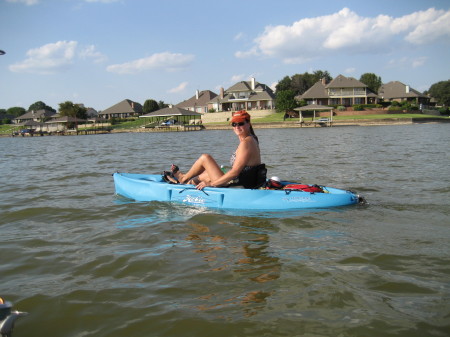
2 117 449 137
199 117 450 130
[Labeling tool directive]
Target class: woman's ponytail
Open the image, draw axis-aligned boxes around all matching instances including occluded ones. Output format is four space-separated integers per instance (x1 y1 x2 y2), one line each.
248 122 259 144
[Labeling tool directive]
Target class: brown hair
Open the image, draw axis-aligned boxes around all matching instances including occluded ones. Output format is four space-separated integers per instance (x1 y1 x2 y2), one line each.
248 121 259 144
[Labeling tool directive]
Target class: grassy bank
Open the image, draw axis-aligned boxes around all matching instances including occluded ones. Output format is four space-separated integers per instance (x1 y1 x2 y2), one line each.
252 113 447 123
1 113 448 136
0 124 22 135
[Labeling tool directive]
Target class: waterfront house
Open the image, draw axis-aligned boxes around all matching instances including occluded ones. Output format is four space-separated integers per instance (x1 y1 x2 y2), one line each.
175 90 217 113
378 81 429 105
45 116 87 133
298 75 378 106
211 77 275 112
99 99 143 120
327 75 378 105
13 109 56 124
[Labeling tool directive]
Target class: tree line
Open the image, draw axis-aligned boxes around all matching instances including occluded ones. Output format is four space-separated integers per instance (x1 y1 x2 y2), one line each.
0 99 170 124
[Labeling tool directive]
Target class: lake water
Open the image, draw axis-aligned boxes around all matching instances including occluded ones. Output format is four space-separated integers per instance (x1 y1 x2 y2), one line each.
1 124 449 337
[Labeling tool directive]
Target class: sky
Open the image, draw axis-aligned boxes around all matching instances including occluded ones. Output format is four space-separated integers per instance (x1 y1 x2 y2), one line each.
1 0 449 112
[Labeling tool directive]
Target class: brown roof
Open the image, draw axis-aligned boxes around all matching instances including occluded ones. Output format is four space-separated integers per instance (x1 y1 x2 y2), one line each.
13 109 56 121
378 81 427 99
226 80 253 92
175 90 217 108
297 81 329 100
295 103 333 111
100 99 143 115
249 88 276 101
326 74 367 88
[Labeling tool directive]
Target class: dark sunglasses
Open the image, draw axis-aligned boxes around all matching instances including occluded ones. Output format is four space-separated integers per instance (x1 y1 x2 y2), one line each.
232 122 246 127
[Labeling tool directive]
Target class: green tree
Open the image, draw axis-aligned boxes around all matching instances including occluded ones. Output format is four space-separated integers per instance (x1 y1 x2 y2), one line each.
275 90 297 113
291 73 315 95
359 73 382 93
276 70 332 96
74 104 88 119
426 80 450 106
7 106 26 118
275 76 292 92
58 101 87 119
28 101 56 113
312 70 332 84
143 99 159 113
158 101 169 109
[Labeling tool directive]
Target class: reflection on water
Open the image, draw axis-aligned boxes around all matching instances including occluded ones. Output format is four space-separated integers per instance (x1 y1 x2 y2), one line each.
181 219 280 318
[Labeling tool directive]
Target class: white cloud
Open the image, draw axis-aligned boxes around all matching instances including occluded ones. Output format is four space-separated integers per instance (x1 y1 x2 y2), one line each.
6 0 39 5
79 45 107 63
9 41 107 74
234 32 245 41
344 67 356 74
235 46 259 59
386 56 428 69
270 82 278 91
106 52 195 74
403 8 450 44
230 74 245 82
9 41 77 74
236 7 450 64
387 57 407 68
168 81 188 93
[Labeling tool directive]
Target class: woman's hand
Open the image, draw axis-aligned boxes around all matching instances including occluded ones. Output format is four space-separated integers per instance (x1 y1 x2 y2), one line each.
196 181 209 190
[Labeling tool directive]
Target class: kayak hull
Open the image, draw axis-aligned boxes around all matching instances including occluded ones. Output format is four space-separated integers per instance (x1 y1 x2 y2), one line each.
113 172 360 210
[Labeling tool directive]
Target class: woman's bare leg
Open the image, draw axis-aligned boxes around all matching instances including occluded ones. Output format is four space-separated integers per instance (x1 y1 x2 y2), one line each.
174 154 223 184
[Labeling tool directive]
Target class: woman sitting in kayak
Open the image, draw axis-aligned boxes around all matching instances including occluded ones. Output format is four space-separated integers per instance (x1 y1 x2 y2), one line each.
169 110 266 190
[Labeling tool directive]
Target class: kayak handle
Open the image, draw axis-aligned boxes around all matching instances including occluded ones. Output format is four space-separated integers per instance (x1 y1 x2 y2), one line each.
179 187 209 196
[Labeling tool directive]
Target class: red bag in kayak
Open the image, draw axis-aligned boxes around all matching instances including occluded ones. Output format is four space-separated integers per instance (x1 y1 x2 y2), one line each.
283 184 324 193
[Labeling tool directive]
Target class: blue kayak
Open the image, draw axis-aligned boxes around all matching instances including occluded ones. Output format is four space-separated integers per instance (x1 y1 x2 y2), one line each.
113 172 362 210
